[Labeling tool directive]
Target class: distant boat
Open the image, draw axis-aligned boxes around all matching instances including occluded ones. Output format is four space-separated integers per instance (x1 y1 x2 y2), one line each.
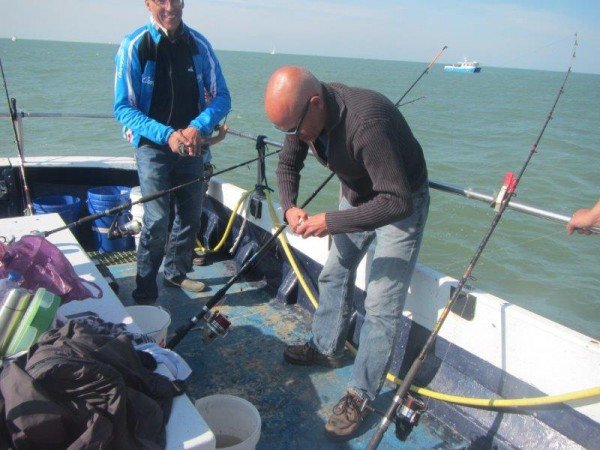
444 58 481 73
270 46 276 55
11 36 17 42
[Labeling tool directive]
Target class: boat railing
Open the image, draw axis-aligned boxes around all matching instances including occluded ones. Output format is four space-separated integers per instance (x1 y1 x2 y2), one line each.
0 110 587 231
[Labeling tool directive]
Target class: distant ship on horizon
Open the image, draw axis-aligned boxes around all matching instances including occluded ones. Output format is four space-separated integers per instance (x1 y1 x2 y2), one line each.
444 57 481 73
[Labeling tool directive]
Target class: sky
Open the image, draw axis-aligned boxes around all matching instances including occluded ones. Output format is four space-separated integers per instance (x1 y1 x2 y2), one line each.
0 0 599 74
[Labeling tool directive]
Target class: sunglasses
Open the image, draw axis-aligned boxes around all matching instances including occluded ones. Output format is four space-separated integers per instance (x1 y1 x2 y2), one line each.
274 98 312 136
152 0 183 7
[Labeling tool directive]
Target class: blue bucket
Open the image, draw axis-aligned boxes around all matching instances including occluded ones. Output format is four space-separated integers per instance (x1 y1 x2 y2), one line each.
87 186 133 252
33 195 81 225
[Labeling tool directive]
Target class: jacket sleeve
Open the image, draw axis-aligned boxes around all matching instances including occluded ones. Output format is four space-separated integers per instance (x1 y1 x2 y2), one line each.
189 37 231 136
113 36 174 145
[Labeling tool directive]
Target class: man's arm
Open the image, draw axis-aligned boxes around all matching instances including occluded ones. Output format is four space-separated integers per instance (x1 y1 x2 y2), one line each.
113 36 175 146
276 138 310 229
325 119 413 235
188 34 231 136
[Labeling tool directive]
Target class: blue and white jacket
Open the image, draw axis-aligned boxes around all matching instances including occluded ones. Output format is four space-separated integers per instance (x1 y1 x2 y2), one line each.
114 21 231 148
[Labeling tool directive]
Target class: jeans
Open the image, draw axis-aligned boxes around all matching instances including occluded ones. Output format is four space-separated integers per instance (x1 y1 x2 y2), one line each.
134 144 204 299
311 184 429 400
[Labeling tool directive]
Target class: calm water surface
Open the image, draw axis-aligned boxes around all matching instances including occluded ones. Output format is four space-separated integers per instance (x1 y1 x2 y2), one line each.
0 39 598 338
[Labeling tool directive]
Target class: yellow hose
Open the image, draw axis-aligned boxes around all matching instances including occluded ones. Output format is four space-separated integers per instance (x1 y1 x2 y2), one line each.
195 190 252 254
264 191 600 408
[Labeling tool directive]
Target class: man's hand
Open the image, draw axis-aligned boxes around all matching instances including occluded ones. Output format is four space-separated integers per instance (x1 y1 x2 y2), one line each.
180 126 202 156
285 207 309 233
204 124 229 146
168 130 192 155
567 200 600 235
296 212 329 238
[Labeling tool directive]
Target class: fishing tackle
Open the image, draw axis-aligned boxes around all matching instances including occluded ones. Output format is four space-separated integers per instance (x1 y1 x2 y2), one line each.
202 310 231 344
367 33 579 450
166 171 336 349
0 59 33 215
394 394 426 441
107 212 142 240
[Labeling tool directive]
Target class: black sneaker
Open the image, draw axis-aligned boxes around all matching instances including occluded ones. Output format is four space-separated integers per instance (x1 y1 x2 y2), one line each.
324 391 369 442
283 342 343 368
132 289 157 304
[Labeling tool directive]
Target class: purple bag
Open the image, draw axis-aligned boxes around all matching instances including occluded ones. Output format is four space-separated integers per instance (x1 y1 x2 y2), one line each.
0 234 102 303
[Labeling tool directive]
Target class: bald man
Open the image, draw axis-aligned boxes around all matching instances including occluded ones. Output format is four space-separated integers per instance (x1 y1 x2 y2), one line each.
265 66 430 441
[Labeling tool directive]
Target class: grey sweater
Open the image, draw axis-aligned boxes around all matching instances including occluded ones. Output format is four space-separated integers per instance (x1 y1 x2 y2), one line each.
276 82 428 234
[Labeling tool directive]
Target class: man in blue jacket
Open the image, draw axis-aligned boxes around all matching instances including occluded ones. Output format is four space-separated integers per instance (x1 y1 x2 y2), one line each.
114 0 231 303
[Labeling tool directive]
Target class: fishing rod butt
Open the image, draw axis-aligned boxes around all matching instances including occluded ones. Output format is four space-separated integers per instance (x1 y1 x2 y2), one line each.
166 323 194 349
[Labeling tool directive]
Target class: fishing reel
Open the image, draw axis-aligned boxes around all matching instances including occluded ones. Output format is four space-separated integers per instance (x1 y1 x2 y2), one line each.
202 310 231 344
394 394 427 441
108 212 142 240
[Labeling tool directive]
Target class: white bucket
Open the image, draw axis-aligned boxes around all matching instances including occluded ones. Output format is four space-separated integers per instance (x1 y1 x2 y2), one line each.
130 186 144 249
125 305 171 346
195 395 261 450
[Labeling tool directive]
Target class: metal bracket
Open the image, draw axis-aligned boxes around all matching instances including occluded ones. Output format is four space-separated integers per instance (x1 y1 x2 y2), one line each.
450 286 477 321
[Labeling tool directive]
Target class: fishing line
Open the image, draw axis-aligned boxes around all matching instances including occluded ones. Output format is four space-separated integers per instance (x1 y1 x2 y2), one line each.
367 33 579 450
0 57 33 215
495 32 577 70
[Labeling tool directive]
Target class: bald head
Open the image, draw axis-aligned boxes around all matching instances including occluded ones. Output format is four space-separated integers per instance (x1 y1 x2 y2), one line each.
264 66 322 132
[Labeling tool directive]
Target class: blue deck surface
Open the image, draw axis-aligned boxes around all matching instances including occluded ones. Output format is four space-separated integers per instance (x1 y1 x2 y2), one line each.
109 257 468 449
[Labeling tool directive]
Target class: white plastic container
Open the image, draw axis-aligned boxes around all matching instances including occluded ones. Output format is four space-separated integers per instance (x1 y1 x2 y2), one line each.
195 395 261 450
125 305 171 347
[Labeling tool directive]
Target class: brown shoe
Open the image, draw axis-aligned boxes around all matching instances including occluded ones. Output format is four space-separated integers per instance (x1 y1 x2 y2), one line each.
324 391 369 442
283 342 343 368
163 276 206 292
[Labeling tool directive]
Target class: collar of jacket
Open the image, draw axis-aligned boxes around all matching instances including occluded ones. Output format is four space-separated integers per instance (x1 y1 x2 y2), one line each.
321 82 345 134
147 17 188 44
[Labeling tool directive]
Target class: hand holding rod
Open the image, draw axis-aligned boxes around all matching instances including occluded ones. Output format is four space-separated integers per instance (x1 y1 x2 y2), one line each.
166 171 336 349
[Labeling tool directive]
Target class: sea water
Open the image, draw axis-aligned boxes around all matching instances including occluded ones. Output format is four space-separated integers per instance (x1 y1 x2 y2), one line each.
0 39 598 338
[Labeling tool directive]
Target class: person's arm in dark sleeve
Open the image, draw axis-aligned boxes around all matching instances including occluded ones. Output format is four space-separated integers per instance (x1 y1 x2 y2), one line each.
326 119 413 234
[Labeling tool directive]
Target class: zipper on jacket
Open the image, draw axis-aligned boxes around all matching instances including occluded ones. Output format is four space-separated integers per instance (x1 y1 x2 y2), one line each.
166 58 175 126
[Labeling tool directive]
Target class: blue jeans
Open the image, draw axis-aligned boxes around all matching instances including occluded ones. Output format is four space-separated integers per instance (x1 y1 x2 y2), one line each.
134 144 204 299
311 184 429 400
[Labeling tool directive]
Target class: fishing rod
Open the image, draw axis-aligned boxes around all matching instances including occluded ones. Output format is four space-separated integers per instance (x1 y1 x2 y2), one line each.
166 171 336 349
395 45 447 108
226 128 584 229
367 33 579 450
397 96 426 108
38 146 282 238
0 58 34 215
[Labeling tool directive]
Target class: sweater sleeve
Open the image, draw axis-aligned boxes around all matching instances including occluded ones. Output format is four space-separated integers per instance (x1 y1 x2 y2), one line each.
325 119 413 234
276 137 309 214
